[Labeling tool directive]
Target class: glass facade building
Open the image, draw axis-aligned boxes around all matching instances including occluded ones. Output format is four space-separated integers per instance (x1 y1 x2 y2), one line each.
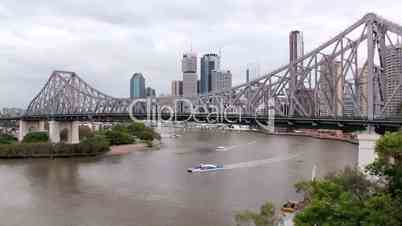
200 53 220 94
130 73 146 98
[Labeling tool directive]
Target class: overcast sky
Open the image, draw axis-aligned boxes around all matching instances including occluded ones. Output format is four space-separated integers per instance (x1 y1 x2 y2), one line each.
1 0 402 108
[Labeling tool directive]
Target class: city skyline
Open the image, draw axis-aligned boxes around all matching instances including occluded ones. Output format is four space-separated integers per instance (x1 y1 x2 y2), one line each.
1 1 402 108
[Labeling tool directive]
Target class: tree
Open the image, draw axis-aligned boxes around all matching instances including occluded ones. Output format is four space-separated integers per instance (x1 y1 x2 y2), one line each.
294 131 402 226
79 125 94 140
235 202 276 226
127 122 146 137
0 133 17 144
104 130 135 145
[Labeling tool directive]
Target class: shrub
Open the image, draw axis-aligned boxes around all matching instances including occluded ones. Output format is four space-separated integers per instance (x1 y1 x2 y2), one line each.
23 132 49 143
139 129 154 141
81 134 110 146
0 138 109 158
104 130 135 145
145 140 153 148
0 134 17 144
79 125 94 140
127 122 146 136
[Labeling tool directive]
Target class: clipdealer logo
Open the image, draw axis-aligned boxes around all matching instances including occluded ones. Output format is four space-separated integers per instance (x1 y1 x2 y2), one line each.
128 97 275 132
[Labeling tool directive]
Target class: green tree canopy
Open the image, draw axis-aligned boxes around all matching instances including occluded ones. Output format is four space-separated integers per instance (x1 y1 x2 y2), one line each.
22 132 49 143
294 131 402 226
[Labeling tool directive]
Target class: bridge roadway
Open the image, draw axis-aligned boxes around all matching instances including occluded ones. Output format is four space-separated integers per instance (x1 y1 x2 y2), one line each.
2 113 401 131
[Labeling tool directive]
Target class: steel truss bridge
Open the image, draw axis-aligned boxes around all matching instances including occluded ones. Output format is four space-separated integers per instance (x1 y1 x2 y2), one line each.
4 13 402 131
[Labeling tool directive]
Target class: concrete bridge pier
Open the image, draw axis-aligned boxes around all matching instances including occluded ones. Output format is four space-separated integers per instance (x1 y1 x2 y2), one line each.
48 121 80 144
357 132 380 169
48 121 61 143
18 120 47 142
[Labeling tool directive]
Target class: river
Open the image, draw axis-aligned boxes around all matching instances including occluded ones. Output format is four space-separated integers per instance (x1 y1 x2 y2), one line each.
0 129 357 226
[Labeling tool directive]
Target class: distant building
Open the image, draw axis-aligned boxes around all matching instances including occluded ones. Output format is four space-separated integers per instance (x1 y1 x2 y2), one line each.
211 70 232 92
358 66 368 116
383 45 402 116
294 88 315 116
289 31 307 116
343 93 355 117
246 68 250 83
319 61 344 117
289 30 304 74
182 52 198 97
146 87 156 97
171 80 183 97
130 73 146 98
200 53 220 94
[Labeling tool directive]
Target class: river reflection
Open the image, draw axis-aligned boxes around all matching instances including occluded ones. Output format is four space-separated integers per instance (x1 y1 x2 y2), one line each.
0 129 357 226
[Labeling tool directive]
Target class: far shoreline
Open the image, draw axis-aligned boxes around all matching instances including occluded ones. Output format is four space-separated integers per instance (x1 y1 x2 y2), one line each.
107 140 161 156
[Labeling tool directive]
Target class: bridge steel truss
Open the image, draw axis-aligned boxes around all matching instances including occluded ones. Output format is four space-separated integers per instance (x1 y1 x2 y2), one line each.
24 13 402 122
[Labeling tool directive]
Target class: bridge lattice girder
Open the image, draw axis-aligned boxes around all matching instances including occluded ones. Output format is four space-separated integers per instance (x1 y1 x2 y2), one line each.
25 13 402 120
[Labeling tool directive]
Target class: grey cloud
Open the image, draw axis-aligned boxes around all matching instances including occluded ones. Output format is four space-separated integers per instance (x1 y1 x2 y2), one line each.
1 0 402 108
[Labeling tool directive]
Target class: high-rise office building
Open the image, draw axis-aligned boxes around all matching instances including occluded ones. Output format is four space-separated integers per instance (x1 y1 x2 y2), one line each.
294 88 315 116
319 61 344 117
289 31 307 116
211 70 232 92
383 45 402 116
245 63 260 82
182 53 198 97
289 31 304 73
343 85 356 117
130 73 146 98
171 80 183 97
358 66 369 116
146 87 156 97
200 53 220 94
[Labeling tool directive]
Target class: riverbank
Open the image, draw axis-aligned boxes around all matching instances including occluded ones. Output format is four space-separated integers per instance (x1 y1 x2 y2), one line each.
195 126 359 145
107 140 161 156
273 132 358 145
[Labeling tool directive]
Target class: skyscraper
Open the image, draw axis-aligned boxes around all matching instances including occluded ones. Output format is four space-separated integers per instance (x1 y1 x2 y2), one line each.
358 66 369 116
130 73 146 98
171 80 183 97
246 68 250 83
146 87 156 97
289 31 304 73
289 31 306 116
383 45 402 116
200 53 220 94
319 61 344 117
211 70 232 92
182 53 198 97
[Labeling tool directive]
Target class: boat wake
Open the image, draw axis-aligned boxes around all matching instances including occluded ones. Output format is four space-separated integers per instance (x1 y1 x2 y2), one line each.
215 141 257 152
223 153 299 170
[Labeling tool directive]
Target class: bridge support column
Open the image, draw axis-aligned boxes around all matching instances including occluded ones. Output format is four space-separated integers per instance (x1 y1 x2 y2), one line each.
71 121 80 144
357 133 380 169
18 120 28 142
39 121 46 131
59 121 80 144
49 121 61 143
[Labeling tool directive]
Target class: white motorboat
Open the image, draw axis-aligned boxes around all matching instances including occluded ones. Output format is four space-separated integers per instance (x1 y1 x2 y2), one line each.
187 163 224 173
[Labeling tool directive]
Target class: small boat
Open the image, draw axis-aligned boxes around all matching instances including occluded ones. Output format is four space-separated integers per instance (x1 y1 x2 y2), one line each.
281 201 299 213
215 146 225 150
187 163 224 173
